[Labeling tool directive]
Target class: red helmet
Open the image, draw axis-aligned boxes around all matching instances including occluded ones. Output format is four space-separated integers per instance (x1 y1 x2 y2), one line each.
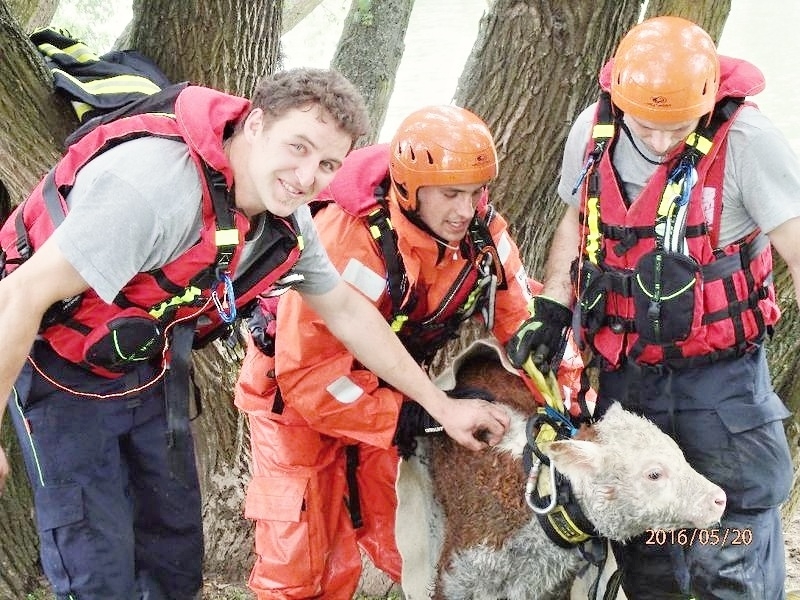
389 105 498 212
611 16 720 123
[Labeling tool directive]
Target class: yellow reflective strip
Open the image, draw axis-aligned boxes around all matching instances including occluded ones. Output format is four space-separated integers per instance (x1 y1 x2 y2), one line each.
585 195 601 264
71 100 93 121
36 42 64 58
78 74 162 96
368 224 381 239
215 228 239 246
390 314 408 332
49 69 162 99
148 286 203 319
62 42 99 63
592 123 614 139
686 132 713 155
658 181 682 216
547 506 592 543
36 41 99 63
296 234 305 252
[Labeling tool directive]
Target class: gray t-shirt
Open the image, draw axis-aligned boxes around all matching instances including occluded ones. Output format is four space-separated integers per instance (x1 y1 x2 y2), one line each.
53 136 339 303
558 103 800 247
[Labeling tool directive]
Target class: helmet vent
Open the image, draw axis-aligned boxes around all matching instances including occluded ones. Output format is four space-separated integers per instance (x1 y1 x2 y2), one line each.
425 151 434 165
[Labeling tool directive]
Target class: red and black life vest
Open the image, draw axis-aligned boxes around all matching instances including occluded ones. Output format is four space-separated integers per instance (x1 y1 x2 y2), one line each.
312 143 505 366
0 84 302 378
573 57 780 370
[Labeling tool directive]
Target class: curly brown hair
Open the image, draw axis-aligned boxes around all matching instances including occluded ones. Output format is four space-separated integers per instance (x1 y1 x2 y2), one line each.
248 68 370 147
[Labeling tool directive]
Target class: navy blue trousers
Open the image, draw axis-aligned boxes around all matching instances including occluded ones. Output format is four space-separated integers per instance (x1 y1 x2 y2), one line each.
599 347 792 599
9 342 203 599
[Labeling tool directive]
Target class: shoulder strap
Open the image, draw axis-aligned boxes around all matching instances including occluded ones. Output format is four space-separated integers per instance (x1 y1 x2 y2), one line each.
366 182 412 328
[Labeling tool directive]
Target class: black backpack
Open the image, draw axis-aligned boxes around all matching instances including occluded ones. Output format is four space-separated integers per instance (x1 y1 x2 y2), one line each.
29 27 174 145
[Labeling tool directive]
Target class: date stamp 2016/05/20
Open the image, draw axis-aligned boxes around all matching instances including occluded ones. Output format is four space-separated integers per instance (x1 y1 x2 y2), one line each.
645 528 753 547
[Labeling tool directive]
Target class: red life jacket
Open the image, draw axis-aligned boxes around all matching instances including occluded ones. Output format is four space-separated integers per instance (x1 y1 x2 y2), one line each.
573 57 780 370
0 84 302 378
310 143 505 366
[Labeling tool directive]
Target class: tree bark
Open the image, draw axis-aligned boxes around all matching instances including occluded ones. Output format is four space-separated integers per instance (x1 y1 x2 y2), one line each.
129 0 282 96
0 1 76 204
6 0 58 31
283 0 324 33
330 0 415 144
454 0 640 277
644 0 732 41
192 332 255 583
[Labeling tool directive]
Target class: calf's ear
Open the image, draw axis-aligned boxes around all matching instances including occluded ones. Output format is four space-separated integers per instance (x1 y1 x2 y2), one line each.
547 439 602 479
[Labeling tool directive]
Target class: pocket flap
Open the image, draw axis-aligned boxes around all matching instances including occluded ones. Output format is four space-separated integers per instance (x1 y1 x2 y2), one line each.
245 475 308 522
716 393 791 434
35 484 84 531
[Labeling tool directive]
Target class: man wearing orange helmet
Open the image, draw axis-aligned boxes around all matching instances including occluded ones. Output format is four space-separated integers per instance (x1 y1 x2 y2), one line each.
234 105 571 599
507 15 800 599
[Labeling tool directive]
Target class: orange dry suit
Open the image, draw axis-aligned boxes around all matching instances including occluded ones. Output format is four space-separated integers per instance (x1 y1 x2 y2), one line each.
0 84 303 380
573 57 780 370
234 143 540 599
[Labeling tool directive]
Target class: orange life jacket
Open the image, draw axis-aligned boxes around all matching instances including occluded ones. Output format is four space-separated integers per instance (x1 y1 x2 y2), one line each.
312 143 508 366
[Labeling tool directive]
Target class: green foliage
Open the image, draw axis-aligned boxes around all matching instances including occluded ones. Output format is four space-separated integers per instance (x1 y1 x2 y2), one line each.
356 0 374 27
49 0 131 53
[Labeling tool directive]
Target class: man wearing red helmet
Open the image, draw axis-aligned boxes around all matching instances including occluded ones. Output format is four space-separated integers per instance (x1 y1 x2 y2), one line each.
507 15 800 599
234 105 582 599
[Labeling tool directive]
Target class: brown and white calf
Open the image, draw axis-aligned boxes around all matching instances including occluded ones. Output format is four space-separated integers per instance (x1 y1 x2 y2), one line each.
395 341 726 600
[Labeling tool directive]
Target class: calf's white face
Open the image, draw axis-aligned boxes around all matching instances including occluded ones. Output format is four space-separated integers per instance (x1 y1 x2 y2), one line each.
545 403 726 541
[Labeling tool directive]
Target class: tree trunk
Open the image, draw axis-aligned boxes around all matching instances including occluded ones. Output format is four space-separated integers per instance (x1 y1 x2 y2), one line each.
644 0 732 41
192 332 255 583
454 0 640 277
0 1 76 204
7 0 58 31
330 0 415 144
283 0 324 33
129 0 282 96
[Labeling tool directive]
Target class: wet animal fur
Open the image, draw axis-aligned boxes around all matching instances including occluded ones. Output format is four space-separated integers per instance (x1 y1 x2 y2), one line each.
428 355 726 600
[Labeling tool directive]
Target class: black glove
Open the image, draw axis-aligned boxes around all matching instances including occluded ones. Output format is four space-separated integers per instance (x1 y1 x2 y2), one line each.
393 401 444 459
506 296 572 373
247 304 276 356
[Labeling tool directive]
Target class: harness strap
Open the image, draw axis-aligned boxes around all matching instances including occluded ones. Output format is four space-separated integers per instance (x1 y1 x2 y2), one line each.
163 321 196 486
344 445 364 529
365 200 412 330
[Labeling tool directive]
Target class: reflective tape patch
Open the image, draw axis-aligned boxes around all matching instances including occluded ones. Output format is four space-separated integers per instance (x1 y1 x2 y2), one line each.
326 376 363 404
513 265 533 302
496 231 512 264
341 258 386 302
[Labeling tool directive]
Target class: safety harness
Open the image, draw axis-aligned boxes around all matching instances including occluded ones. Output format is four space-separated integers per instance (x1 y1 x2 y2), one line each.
366 194 505 367
520 360 621 599
573 87 777 371
3 29 303 384
311 144 506 367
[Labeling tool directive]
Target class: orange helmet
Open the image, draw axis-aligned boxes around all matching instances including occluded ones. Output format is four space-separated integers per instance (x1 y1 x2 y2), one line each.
389 105 498 212
611 16 720 124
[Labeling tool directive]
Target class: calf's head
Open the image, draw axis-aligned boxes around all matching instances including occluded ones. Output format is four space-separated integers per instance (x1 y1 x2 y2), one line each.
543 402 726 541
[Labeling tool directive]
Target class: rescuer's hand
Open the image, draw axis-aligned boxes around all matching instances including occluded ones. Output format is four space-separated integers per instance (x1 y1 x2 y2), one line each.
506 296 573 373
